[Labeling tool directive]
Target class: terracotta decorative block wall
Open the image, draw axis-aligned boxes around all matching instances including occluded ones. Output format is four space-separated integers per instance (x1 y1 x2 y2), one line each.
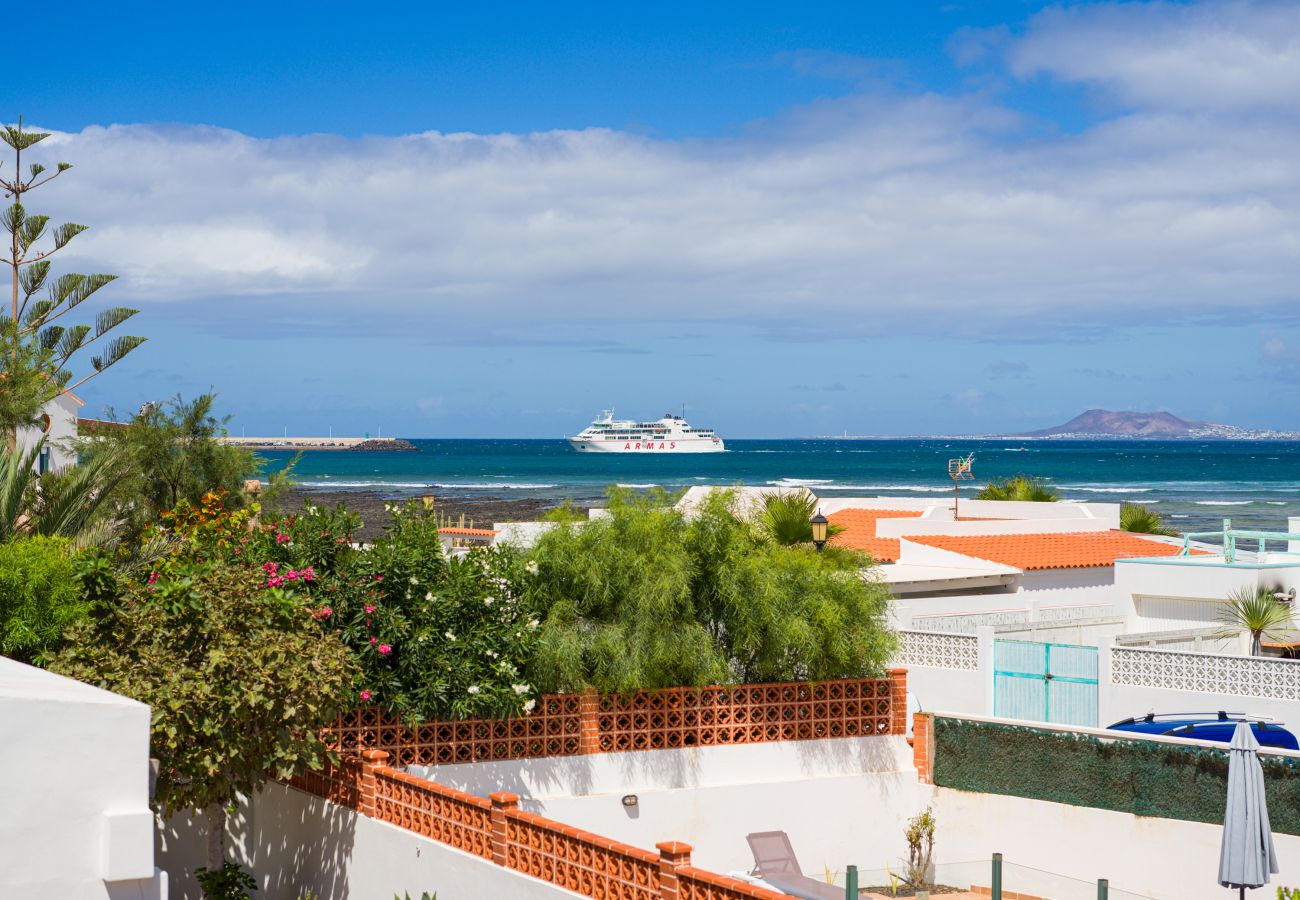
675 866 791 900
323 673 905 767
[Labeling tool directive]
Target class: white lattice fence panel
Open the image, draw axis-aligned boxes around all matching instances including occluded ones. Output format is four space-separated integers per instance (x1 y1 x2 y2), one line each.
897 630 979 671
1111 647 1300 700
912 611 1031 634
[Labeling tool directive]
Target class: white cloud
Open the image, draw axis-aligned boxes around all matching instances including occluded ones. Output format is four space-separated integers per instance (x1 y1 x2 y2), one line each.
1005 1 1300 111
21 3 1300 338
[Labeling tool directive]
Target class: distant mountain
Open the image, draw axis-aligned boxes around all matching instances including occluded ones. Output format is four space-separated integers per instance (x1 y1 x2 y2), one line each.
1023 409 1207 438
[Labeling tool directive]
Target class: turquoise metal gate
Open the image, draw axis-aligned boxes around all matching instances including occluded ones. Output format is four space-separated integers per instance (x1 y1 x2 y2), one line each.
993 639 1098 727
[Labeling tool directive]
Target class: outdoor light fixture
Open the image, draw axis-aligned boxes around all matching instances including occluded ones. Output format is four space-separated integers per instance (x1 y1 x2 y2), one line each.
621 794 638 808
810 511 829 552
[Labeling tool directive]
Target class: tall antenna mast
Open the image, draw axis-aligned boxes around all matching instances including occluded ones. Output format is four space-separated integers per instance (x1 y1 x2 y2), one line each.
948 453 975 520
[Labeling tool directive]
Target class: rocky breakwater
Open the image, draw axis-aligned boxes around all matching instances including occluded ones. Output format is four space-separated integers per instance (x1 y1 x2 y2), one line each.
350 438 418 452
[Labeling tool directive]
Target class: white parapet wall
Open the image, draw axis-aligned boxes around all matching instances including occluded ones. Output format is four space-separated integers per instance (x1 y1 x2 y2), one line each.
0 656 164 900
158 781 582 900
410 736 929 879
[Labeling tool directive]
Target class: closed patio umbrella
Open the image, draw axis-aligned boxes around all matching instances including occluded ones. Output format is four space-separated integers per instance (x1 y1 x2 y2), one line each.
1219 722 1278 898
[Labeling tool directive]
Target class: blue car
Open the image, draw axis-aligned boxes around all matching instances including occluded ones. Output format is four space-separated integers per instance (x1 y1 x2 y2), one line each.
1107 712 1299 750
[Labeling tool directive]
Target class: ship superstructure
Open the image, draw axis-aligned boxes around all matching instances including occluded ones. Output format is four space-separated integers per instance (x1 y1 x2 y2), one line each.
567 411 725 453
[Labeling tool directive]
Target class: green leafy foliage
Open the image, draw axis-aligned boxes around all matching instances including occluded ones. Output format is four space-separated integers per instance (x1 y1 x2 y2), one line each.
903 807 935 889
196 862 256 900
1119 502 1177 536
49 560 356 821
79 394 257 537
0 536 89 663
975 475 1060 502
394 893 436 900
521 488 895 692
240 499 541 722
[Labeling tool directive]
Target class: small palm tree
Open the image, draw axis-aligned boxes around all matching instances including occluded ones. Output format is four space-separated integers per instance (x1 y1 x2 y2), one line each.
976 475 1060 502
1120 502 1177 536
0 437 122 541
1219 586 1295 656
758 491 842 546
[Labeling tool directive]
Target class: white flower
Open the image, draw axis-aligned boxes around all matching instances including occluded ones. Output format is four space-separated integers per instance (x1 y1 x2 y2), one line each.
308 506 319 516
483 597 494 606
525 560 539 575
384 502 395 512
468 685 481 695
426 592 434 601
444 631 456 641
410 576 419 585
528 619 539 630
485 650 498 659
512 684 530 695
523 699 536 713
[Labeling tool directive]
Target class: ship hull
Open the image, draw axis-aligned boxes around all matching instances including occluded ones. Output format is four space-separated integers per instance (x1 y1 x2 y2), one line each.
568 437 724 453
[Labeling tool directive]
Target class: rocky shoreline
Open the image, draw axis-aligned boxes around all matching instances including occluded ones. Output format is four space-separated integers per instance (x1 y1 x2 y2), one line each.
277 489 592 540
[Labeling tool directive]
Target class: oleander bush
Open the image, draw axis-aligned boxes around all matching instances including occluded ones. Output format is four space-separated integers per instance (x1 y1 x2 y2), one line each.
520 487 895 693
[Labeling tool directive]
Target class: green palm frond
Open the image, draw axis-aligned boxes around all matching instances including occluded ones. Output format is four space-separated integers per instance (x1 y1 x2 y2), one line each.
1220 586 1295 655
1120 503 1177 536
976 475 1060 502
27 450 128 540
0 440 43 541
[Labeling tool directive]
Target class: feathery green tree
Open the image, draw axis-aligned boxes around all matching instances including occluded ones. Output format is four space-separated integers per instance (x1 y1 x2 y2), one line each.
522 488 895 692
976 475 1060 502
1 117 144 446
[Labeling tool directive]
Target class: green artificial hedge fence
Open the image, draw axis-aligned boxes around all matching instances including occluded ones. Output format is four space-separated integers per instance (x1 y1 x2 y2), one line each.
932 717 1300 835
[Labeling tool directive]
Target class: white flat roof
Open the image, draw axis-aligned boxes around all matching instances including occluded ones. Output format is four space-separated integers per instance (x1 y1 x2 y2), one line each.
877 561 1020 585
0 655 145 708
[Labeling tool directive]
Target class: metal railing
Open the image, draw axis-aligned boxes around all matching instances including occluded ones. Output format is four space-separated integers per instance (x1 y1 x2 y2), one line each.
1178 518 1300 564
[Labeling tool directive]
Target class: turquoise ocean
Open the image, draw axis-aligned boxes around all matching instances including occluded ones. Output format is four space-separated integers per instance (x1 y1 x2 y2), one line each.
259 439 1300 536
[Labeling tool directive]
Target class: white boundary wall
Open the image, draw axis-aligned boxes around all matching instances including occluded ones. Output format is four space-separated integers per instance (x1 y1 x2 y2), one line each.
411 736 927 877
0 656 164 900
158 781 581 900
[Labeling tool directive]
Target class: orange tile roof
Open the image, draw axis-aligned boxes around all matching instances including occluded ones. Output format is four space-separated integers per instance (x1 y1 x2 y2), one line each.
828 508 925 562
438 527 499 537
904 530 1188 570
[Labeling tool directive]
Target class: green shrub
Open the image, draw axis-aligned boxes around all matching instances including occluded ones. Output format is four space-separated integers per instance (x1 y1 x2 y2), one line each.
976 476 1059 502
521 488 895 692
0 536 90 664
196 862 256 899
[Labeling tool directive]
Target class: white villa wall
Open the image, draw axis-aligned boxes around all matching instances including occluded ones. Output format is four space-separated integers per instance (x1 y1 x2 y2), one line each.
1115 557 1300 632
0 656 163 900
931 786 1300 900
158 782 580 900
410 737 928 878
15 391 81 471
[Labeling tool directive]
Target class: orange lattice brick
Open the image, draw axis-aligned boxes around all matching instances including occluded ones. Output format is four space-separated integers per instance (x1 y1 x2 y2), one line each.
504 809 660 899
371 768 493 859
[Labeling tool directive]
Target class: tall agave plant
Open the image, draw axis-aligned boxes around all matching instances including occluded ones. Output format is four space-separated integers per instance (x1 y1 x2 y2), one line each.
1219 585 1295 656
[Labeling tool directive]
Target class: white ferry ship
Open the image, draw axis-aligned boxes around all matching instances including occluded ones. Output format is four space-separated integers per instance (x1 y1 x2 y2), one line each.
568 411 725 453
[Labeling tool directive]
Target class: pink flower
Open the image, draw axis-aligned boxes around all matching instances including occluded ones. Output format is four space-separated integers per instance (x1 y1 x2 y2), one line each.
262 561 278 575
267 576 284 588
369 636 377 644
364 604 376 614
302 566 315 582
360 690 372 701
147 571 160 586
285 569 299 582
365 618 372 627
313 606 333 619
276 533 290 545
373 574 383 582
378 644 392 656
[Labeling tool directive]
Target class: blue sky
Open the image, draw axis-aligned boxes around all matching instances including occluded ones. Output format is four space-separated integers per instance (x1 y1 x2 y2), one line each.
8 1 1300 436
